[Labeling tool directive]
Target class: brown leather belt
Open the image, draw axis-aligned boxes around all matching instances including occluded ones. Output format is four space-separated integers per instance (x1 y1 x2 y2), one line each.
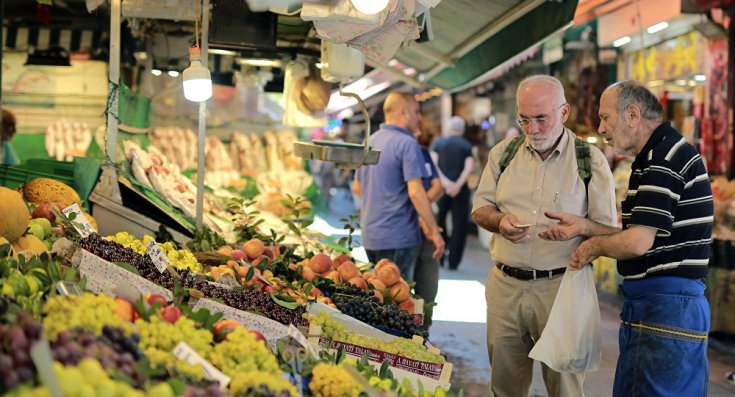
496 263 566 281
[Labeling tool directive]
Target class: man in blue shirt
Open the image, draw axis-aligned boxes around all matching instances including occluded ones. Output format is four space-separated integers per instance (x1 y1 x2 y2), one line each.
1 110 19 165
354 92 445 279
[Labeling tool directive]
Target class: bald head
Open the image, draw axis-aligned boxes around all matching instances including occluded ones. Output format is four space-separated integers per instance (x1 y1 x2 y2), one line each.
517 75 566 106
383 92 421 132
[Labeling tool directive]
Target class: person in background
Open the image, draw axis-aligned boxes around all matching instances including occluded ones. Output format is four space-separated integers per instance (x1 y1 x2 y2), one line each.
431 116 473 270
540 80 713 397
353 92 445 279
412 123 443 323
471 75 616 396
1 110 19 165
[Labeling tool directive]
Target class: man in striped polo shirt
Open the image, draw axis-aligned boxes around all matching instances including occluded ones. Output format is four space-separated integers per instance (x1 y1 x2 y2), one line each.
540 80 713 396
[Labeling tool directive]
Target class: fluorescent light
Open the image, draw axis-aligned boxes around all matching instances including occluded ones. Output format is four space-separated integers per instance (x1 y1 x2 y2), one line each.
151 69 162 76
351 0 389 14
694 74 706 81
167 70 180 77
647 21 669 34
647 80 664 87
674 79 687 86
688 81 697 87
586 136 599 144
208 48 238 56
239 58 281 68
613 36 631 47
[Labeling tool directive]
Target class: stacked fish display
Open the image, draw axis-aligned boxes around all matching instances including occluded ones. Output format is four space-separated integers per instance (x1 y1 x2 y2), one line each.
149 127 197 171
44 119 93 161
229 132 268 177
204 136 240 189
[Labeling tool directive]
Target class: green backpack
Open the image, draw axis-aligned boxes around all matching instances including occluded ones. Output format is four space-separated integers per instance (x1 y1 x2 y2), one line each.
498 135 593 191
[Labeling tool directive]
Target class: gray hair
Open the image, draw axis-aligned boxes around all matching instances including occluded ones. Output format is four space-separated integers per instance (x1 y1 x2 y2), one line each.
517 75 566 106
610 80 662 122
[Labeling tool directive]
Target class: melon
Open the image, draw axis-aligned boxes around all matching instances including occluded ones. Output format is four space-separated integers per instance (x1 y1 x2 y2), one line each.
22 178 81 207
11 235 48 258
83 211 98 231
0 187 30 241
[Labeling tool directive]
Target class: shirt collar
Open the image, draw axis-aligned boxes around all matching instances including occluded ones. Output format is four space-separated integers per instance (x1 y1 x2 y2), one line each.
633 122 671 165
381 124 413 136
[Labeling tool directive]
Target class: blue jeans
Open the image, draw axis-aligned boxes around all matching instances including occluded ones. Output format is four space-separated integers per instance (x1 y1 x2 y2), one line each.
613 276 710 397
366 245 420 281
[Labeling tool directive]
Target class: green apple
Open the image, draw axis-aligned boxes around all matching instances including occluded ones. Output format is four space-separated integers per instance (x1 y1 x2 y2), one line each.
27 223 45 240
30 218 52 237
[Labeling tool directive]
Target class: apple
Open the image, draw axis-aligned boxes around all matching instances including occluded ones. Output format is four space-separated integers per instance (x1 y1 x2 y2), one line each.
29 218 51 237
113 298 135 322
145 294 168 308
242 239 265 260
348 277 368 290
158 306 182 324
337 261 360 282
309 253 333 274
26 223 44 240
249 329 265 342
31 203 56 224
213 319 239 342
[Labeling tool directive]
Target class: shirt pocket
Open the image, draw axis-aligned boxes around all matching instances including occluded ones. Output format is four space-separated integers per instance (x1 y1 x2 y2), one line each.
547 193 585 216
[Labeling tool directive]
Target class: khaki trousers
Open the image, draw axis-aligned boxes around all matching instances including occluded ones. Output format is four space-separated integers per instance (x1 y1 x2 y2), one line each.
486 266 585 397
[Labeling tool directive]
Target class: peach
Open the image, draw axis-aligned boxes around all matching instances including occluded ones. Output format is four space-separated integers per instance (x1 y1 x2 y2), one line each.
317 296 334 305
363 271 376 281
377 264 401 287
399 298 416 314
348 277 368 290
333 254 351 267
301 266 316 281
270 245 281 258
262 270 274 279
242 238 265 260
252 255 272 267
226 260 239 269
309 287 324 298
230 250 246 262
373 290 384 304
389 280 410 303
262 247 275 260
338 261 360 281
368 278 387 292
113 298 135 322
323 271 341 284
309 253 333 274
217 246 234 256
375 258 392 273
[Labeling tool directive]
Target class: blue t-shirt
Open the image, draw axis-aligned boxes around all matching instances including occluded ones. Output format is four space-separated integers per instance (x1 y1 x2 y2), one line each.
1 141 19 165
356 124 428 250
420 147 438 190
432 135 473 182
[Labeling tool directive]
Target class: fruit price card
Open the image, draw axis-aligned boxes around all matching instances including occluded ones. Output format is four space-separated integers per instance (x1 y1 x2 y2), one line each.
62 203 96 238
147 241 171 273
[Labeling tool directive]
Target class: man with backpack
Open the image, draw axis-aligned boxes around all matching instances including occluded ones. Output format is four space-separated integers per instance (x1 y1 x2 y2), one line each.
471 75 616 396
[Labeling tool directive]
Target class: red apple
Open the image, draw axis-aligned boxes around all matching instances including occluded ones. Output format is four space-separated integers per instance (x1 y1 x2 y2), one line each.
249 329 265 342
158 306 182 324
31 203 56 223
145 294 168 308
213 319 239 342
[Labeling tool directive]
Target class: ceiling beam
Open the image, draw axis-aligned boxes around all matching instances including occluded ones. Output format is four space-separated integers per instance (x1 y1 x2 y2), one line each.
424 0 546 81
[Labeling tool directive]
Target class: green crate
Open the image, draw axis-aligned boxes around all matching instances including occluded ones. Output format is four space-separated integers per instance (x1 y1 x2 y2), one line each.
0 164 75 189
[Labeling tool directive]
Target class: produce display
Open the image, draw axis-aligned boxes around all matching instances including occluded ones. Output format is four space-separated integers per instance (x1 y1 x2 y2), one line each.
0 172 456 396
44 119 93 162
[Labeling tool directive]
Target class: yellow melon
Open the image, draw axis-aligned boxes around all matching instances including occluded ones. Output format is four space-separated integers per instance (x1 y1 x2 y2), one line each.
83 212 98 231
22 178 81 207
0 187 30 241
11 235 48 258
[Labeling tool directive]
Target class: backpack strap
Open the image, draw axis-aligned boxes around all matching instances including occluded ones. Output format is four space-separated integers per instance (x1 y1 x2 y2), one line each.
573 137 592 191
498 135 526 175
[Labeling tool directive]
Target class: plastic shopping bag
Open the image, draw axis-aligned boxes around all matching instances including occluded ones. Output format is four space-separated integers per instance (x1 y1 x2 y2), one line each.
528 266 602 372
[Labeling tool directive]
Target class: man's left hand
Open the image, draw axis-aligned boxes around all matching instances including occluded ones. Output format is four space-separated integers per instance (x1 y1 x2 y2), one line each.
428 229 446 259
538 211 586 241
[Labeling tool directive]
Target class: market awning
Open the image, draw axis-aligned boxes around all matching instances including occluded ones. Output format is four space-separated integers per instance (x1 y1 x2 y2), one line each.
394 0 579 90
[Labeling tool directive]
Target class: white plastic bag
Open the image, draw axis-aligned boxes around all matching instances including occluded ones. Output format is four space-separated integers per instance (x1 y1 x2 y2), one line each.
528 266 602 373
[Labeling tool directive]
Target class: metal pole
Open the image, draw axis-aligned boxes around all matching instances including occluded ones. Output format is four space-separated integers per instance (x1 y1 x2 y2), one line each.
195 0 210 228
96 0 123 203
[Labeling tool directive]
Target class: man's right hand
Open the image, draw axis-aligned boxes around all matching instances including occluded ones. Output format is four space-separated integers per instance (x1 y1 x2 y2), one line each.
499 214 531 244
538 212 587 241
428 228 446 259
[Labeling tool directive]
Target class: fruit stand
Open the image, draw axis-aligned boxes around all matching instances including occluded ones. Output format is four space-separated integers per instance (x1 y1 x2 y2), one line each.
0 179 455 397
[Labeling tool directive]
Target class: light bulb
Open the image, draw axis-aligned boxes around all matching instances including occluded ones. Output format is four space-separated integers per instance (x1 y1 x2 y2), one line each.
183 48 212 102
351 0 389 14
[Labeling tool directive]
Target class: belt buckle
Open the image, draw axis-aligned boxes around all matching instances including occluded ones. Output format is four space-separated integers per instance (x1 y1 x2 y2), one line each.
532 269 537 281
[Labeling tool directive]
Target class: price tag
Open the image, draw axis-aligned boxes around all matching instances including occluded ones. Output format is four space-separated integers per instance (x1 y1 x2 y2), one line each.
288 324 318 359
30 339 63 397
61 203 96 238
172 342 231 390
146 240 171 273
218 274 240 288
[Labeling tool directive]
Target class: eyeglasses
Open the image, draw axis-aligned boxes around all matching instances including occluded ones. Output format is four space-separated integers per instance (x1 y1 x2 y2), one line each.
517 103 566 128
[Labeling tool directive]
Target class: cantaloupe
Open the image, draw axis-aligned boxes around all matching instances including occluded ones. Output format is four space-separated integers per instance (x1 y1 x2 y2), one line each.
22 178 80 207
0 187 30 241
83 212 98 231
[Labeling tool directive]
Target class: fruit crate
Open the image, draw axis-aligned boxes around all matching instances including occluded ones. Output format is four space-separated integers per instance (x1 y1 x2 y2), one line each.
0 163 75 189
